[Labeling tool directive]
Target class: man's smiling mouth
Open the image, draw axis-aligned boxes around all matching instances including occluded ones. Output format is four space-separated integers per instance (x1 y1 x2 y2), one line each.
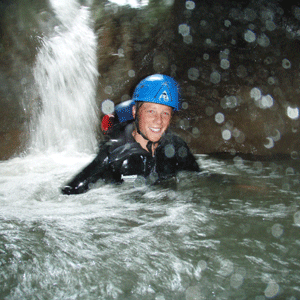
150 127 161 133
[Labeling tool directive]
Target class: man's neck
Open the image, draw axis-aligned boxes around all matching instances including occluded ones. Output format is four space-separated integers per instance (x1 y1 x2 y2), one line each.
132 129 158 156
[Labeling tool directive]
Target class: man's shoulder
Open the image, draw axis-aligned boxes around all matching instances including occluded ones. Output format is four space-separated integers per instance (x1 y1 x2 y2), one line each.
103 121 135 147
161 130 187 147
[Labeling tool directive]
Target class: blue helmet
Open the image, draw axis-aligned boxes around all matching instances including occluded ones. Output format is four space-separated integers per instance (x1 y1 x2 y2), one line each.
132 74 181 111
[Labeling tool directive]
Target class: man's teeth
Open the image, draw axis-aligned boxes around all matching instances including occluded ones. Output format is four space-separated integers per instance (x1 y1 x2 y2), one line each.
150 128 161 132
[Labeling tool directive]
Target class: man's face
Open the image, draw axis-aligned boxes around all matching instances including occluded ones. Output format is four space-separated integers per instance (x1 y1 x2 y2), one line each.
133 102 173 142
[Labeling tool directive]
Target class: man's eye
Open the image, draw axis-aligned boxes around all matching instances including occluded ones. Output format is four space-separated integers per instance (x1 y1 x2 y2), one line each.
147 110 154 114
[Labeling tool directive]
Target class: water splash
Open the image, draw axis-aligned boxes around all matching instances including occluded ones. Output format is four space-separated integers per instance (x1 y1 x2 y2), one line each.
30 0 98 154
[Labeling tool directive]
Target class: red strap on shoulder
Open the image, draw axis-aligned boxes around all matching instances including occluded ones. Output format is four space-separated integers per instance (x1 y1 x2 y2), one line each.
101 114 114 134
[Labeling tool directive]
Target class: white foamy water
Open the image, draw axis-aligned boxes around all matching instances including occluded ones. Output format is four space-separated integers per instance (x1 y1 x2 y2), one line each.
30 1 98 154
1 153 300 299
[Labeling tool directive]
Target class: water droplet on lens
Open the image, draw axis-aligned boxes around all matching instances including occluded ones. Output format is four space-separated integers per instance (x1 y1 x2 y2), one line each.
287 106 299 119
215 112 225 124
282 58 291 69
250 87 261 101
210 71 221 84
188 68 199 81
294 211 300 226
186 1 195 10
165 144 175 158
205 106 214 116
271 223 284 238
220 59 230 70
264 281 280 298
244 29 256 43
178 24 190 36
222 129 231 140
101 99 114 114
128 70 135 77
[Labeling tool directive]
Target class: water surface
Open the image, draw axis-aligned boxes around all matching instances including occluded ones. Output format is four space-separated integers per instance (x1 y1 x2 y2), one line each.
1 153 299 299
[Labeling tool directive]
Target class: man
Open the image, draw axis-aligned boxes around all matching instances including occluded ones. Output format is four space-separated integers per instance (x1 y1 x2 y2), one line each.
61 74 200 195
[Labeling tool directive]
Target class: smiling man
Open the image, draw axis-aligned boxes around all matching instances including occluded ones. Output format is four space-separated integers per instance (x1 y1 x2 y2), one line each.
62 74 200 195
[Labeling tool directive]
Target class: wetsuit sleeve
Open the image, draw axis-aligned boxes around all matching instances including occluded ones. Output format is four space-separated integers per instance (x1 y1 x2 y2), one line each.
61 142 119 195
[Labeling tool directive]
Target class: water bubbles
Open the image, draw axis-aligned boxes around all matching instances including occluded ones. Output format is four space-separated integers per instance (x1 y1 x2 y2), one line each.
257 33 270 47
222 129 231 140
282 58 291 69
218 259 234 276
118 48 124 57
286 167 294 175
178 146 188 158
192 127 200 137
215 112 224 124
264 137 274 149
271 223 284 238
287 106 299 119
266 20 276 31
178 24 190 36
183 35 193 44
270 129 281 142
294 7 300 20
224 20 231 27
155 294 166 300
237 65 248 78
205 106 214 116
267 76 276 85
250 88 274 109
182 102 189 109
291 151 299 159
164 144 175 158
105 85 113 95
261 95 274 108
200 20 207 27
186 1 195 10
210 71 221 84
250 87 261 100
220 59 230 70
128 70 135 77
294 211 300 226
221 96 238 109
197 260 207 271
244 29 256 43
230 273 244 289
205 38 213 46
264 281 280 298
234 130 245 143
101 99 114 114
233 156 243 168
264 57 273 65
203 53 209 60
188 68 199 81
186 286 204 300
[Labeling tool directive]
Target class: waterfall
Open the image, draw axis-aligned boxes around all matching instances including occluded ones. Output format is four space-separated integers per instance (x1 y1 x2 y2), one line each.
30 0 98 154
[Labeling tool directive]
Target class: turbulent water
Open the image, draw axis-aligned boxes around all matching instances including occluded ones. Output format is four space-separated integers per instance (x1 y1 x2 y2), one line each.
1 153 300 299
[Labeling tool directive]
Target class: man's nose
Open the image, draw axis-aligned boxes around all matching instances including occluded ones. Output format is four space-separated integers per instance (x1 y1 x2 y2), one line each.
154 113 163 124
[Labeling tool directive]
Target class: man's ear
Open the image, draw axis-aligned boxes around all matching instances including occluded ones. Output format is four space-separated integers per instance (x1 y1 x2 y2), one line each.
132 105 136 119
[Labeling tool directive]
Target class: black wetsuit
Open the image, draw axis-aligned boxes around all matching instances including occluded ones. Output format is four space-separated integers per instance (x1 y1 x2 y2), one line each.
61 121 200 194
